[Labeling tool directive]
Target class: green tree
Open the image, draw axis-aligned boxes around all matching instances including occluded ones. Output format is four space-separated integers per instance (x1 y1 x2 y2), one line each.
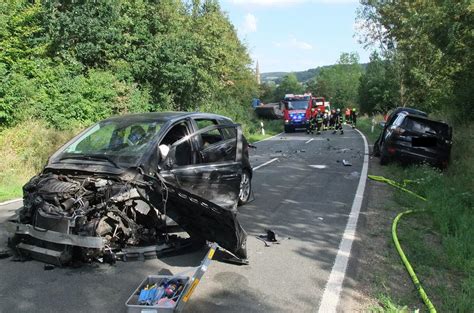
357 1 473 118
358 51 400 114
274 73 304 100
259 81 277 103
313 52 363 109
1 0 257 129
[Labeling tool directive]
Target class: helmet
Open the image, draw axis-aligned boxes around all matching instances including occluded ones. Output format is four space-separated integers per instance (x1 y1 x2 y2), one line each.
317 108 321 112
336 108 340 113
353 108 356 111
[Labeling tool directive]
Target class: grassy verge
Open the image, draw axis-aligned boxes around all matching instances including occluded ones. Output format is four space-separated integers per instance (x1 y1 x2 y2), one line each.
356 114 385 144
0 120 77 202
246 119 282 143
357 116 473 312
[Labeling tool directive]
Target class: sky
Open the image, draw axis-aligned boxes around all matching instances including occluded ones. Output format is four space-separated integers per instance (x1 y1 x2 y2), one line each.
219 0 370 73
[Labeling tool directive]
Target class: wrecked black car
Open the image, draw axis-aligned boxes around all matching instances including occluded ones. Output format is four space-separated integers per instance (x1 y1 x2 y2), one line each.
7 112 251 265
373 109 452 168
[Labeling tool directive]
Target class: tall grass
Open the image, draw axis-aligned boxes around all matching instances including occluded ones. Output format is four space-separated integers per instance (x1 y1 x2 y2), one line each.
0 120 76 201
359 116 474 311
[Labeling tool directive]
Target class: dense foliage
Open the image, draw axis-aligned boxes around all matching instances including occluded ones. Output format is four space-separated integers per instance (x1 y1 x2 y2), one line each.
0 0 257 129
358 51 400 114
357 0 473 119
306 52 363 109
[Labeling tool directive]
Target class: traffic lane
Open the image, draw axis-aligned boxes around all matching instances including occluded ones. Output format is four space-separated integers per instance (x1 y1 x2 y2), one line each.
0 248 210 313
186 127 365 312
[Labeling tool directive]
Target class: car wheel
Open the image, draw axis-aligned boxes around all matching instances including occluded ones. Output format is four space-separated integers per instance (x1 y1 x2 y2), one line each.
238 170 252 206
380 151 389 165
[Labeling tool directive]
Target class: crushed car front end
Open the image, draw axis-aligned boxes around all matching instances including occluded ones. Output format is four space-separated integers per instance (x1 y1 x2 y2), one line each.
7 113 248 265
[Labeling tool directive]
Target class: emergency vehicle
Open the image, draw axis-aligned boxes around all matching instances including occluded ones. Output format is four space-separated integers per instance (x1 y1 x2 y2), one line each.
282 93 311 132
283 94 331 132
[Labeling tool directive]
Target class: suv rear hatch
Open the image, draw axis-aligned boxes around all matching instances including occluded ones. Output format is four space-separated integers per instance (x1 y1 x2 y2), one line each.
400 115 452 158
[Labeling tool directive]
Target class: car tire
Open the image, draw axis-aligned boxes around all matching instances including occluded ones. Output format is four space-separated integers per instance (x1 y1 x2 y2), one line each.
238 170 252 206
380 152 389 165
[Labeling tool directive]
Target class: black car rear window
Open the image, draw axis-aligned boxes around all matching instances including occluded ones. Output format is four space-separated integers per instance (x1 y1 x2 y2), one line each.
402 117 449 137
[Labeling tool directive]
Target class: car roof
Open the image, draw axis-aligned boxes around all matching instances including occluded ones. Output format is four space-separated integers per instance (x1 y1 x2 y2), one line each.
102 112 233 124
391 107 427 117
404 113 450 125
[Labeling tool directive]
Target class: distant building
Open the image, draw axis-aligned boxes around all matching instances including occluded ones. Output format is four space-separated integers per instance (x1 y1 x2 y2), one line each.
256 60 261 85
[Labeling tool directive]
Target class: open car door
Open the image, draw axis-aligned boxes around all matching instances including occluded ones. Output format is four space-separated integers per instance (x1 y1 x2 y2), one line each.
161 124 243 210
158 124 247 259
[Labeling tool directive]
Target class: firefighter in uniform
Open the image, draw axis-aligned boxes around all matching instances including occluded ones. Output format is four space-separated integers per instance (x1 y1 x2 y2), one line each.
345 108 351 124
333 108 343 135
323 111 329 131
351 108 358 128
329 109 336 130
315 108 324 134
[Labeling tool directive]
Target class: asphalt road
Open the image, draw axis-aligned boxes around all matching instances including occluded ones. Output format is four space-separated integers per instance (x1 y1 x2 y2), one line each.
0 126 367 313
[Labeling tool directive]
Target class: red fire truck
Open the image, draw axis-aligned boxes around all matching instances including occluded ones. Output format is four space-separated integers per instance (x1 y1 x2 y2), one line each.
283 94 331 132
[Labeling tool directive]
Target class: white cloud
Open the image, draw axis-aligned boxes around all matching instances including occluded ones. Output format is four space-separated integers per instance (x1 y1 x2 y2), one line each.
241 13 257 34
274 37 313 50
230 0 357 7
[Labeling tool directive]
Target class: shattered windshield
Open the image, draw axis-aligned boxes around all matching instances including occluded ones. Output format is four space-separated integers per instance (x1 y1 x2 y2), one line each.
51 119 163 167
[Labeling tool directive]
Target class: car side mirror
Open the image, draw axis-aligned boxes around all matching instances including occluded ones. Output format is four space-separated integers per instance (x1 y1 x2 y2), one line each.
379 121 386 128
159 144 170 160
158 144 174 169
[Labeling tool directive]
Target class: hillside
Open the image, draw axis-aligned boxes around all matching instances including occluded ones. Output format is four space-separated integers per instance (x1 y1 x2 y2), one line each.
262 63 367 84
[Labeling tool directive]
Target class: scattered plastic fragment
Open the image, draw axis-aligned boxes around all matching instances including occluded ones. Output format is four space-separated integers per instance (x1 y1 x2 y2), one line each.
309 165 327 169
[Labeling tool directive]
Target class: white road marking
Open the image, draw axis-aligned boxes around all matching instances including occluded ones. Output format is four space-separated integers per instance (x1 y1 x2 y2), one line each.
252 132 285 144
318 128 369 313
253 158 279 171
0 198 22 207
309 165 327 169
305 138 314 144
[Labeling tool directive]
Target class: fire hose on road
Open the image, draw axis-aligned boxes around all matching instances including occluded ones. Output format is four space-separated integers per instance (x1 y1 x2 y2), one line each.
368 175 437 313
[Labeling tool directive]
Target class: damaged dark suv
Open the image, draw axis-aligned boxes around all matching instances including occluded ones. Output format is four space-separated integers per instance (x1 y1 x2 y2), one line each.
373 110 452 168
7 112 251 265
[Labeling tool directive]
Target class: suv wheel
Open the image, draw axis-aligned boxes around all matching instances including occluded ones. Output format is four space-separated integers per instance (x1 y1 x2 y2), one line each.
238 170 252 206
